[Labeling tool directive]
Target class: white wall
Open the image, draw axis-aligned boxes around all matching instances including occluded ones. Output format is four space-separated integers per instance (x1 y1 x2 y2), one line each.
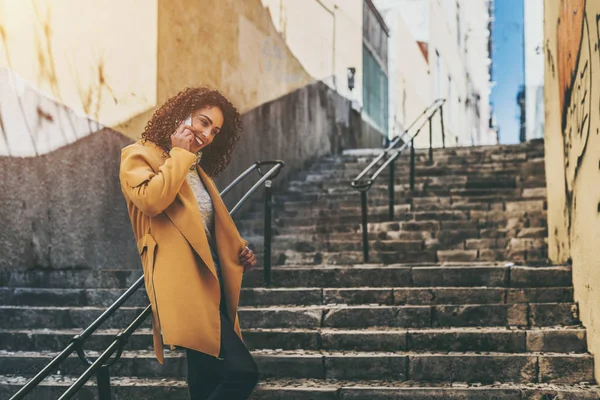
261 0 363 104
0 0 157 128
524 0 544 140
374 4 431 145
376 0 493 148
0 67 103 157
376 0 430 42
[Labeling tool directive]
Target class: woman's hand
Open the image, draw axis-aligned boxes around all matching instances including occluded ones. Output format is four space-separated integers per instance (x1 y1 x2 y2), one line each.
171 121 196 152
240 246 257 273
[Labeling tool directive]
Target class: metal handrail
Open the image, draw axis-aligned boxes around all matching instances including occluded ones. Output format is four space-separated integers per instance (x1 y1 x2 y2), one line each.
10 160 285 400
350 99 447 262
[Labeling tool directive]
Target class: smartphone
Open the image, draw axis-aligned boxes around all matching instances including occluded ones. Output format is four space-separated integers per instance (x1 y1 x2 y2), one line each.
184 115 192 127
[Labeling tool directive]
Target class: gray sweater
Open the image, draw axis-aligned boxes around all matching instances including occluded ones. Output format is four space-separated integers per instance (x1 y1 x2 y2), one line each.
185 169 223 284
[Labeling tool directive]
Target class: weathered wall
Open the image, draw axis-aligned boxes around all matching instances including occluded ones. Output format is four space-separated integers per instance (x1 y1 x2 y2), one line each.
114 0 314 138
545 0 600 379
0 74 380 270
0 0 158 127
0 128 136 270
388 11 431 147
0 0 314 139
215 81 382 211
260 0 363 103
373 0 494 147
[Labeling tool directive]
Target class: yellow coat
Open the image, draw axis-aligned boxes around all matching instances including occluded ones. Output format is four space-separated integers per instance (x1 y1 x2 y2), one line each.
119 139 249 364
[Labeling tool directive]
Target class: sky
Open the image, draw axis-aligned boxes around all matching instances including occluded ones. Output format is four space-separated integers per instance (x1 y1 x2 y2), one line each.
490 0 525 144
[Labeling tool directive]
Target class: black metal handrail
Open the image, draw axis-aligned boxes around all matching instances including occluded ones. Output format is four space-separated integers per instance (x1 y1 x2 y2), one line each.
350 99 447 262
10 159 284 400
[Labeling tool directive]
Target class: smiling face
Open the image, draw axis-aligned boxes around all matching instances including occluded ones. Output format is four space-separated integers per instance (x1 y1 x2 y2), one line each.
188 106 224 153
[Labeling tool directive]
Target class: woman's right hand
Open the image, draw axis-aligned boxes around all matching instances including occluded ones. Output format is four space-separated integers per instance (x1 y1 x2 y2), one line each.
171 121 195 152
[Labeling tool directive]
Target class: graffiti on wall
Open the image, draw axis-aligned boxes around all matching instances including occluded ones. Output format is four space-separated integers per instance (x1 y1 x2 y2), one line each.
551 0 598 242
557 0 592 193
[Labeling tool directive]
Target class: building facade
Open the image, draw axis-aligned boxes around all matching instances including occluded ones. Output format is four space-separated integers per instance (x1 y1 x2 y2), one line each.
524 0 544 141
374 0 495 148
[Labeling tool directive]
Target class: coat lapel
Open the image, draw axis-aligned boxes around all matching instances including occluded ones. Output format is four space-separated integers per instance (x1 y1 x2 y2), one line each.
140 140 244 316
196 166 246 319
141 141 219 283
163 178 219 283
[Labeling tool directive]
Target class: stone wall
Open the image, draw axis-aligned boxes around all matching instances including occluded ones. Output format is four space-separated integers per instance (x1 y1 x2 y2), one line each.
544 0 600 379
0 77 383 270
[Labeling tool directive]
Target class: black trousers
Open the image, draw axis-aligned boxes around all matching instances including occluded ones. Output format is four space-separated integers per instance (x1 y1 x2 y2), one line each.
184 292 259 399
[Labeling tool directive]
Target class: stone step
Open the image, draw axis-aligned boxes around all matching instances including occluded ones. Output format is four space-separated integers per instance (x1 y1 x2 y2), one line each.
1 265 569 289
0 350 593 384
236 303 579 329
1 376 598 400
0 268 141 289
285 176 523 193
0 326 586 354
270 197 532 212
241 216 546 237
0 287 150 307
253 249 434 266
271 189 528 204
0 301 580 330
240 207 547 232
310 155 537 166
0 286 573 308
313 167 530 181
240 286 574 306
262 200 520 216
323 152 539 164
252 245 547 265
244 265 570 289
245 226 543 249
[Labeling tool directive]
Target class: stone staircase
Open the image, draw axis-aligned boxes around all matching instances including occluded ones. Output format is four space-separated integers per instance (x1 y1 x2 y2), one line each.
1 140 599 398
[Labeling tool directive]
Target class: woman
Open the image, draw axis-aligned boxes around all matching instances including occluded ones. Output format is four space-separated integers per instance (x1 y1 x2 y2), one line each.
119 86 259 399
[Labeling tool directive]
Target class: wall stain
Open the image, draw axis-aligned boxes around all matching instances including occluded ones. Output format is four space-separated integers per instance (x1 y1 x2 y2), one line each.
556 0 594 247
32 1 60 99
0 109 9 156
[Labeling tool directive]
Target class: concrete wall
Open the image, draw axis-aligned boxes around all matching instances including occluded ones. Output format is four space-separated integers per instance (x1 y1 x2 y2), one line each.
0 0 158 128
0 0 315 139
215 81 363 211
260 0 363 104
114 0 314 138
545 0 600 380
0 70 381 270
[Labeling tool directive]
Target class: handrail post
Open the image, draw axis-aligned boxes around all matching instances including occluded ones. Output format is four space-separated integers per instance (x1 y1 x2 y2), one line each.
264 180 273 286
360 191 369 263
96 365 111 400
388 158 395 221
440 106 446 148
410 139 415 191
428 116 433 165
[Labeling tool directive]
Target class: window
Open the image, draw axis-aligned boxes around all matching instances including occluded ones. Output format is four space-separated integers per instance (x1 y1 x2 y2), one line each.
363 45 389 134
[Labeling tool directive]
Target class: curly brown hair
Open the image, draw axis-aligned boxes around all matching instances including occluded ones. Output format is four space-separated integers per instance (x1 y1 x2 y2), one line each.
141 86 243 177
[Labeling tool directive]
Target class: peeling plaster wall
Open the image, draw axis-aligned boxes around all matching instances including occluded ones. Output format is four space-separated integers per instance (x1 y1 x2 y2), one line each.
0 0 158 128
0 72 379 270
261 0 364 103
113 0 314 138
0 0 314 139
545 0 600 380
